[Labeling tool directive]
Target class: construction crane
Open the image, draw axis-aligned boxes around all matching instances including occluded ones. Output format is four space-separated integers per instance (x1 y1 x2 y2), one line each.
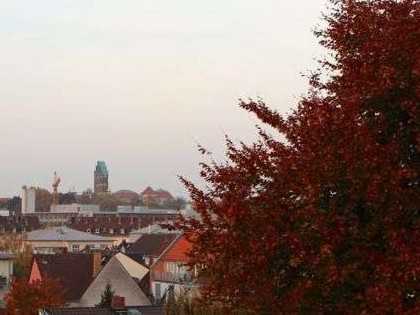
52 171 61 206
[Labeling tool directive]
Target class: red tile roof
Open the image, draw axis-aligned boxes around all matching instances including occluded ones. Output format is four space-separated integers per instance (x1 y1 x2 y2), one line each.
140 187 155 196
160 235 191 262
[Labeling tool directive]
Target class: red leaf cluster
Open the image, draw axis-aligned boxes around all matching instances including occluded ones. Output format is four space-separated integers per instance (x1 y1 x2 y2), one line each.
5 278 64 315
176 0 419 313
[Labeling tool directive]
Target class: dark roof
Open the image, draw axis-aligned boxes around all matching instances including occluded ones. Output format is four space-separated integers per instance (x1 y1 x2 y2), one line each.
34 253 96 301
0 215 40 233
0 252 14 260
128 233 178 257
45 306 164 315
69 216 141 236
69 215 177 237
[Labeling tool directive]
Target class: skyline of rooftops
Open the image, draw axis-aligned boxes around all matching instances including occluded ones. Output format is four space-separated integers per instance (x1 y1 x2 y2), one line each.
25 226 116 242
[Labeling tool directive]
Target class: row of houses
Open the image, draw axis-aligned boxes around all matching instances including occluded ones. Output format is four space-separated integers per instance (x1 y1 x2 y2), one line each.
0 211 178 239
1 224 198 314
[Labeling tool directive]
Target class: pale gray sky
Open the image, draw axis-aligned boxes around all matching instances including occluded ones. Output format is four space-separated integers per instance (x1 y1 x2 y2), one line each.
0 0 327 197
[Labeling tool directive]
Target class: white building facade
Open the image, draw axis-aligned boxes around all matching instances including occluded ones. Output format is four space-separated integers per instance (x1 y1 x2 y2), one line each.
21 186 36 214
0 253 14 306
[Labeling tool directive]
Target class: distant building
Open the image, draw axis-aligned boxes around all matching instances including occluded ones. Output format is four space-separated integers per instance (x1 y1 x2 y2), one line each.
0 198 10 209
28 210 93 226
94 161 109 194
24 226 117 254
112 190 139 205
139 187 174 206
21 186 36 214
69 213 158 244
5 196 22 215
50 204 100 214
0 215 40 234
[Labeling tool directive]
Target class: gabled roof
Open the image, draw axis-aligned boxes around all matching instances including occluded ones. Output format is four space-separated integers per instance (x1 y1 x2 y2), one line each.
26 226 114 242
33 253 96 301
79 254 151 307
157 234 191 262
128 234 178 258
147 234 191 268
140 187 154 196
113 253 149 280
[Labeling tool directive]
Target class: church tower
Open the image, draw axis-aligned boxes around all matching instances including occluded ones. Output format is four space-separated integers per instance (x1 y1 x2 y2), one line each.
94 161 109 194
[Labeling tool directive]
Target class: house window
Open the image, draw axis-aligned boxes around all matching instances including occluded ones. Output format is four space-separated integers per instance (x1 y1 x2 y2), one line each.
166 262 179 273
72 244 80 252
166 262 187 275
120 228 125 234
0 276 7 289
109 228 114 234
95 228 100 234
155 283 161 300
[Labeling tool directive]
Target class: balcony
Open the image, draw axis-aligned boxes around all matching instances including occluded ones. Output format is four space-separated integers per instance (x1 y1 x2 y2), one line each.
151 271 195 284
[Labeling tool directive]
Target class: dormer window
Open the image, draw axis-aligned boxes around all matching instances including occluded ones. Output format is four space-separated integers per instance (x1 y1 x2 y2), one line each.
95 228 100 234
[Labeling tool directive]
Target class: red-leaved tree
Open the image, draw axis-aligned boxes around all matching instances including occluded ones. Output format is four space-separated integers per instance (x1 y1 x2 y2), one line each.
176 0 419 313
5 278 64 315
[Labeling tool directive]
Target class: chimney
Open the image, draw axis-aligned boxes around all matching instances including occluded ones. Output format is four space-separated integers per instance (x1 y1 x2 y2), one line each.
111 295 125 310
91 251 102 278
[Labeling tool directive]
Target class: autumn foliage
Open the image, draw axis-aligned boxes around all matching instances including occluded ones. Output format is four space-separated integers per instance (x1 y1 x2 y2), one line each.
5 278 64 315
177 0 419 314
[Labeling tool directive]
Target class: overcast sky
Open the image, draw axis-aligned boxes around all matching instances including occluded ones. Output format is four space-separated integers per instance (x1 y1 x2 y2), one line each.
0 0 327 197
